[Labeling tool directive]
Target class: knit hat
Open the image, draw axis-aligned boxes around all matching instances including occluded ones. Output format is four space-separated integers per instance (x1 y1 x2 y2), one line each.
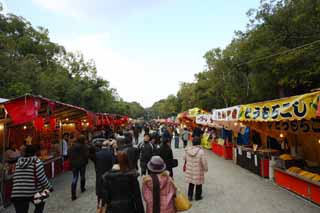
147 156 166 173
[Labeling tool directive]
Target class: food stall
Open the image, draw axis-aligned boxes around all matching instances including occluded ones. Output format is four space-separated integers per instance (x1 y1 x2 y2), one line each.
239 91 320 205
0 95 94 206
210 106 242 160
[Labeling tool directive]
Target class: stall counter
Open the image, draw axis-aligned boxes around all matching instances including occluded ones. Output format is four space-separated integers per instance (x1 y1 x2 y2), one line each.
274 168 320 205
211 141 233 160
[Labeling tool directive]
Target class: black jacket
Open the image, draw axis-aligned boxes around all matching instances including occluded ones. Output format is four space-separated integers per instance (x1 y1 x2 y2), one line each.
102 170 144 213
139 142 154 164
68 142 89 169
159 143 174 176
95 148 114 197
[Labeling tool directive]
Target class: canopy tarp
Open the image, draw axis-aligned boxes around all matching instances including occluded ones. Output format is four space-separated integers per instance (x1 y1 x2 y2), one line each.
3 95 91 126
239 92 320 122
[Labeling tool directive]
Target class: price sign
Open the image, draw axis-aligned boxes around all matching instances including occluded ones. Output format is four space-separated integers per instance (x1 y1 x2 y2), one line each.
246 152 252 159
238 147 242 155
254 155 258 166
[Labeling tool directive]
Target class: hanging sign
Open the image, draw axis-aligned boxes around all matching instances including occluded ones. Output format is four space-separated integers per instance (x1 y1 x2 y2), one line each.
212 106 240 121
196 114 210 125
239 92 320 122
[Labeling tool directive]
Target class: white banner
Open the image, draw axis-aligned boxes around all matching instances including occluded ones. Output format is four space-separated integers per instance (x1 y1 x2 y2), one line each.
212 106 241 121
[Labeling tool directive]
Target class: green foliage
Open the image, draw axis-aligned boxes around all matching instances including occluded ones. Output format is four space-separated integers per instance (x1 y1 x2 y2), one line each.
0 11 142 118
150 0 320 117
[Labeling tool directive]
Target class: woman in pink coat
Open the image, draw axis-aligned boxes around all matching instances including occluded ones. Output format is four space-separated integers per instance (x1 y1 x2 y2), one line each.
184 136 208 201
142 156 177 213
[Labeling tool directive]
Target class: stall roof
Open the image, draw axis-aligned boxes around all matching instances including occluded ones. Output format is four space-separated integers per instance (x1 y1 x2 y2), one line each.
2 94 92 125
239 91 320 122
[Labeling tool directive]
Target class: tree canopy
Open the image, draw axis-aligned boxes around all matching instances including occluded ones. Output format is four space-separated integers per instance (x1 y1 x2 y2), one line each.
0 7 144 118
149 0 320 118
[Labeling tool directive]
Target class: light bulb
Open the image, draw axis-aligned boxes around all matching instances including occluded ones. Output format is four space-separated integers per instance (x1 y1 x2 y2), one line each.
280 133 284 138
23 125 27 130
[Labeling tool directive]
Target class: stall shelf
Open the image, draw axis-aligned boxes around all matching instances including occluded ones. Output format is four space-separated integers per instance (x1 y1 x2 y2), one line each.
274 168 320 205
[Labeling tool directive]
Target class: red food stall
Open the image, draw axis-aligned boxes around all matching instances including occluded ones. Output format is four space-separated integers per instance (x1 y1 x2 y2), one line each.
209 106 242 160
0 95 95 206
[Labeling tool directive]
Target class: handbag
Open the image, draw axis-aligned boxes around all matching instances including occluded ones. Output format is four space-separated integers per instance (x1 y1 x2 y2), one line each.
33 161 50 204
166 159 178 169
170 180 192 212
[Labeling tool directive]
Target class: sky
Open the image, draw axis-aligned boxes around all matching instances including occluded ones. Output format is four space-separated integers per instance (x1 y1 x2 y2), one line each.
2 0 260 107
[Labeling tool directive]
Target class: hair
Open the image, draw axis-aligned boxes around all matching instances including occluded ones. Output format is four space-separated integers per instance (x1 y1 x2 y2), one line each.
24 145 37 157
117 151 129 172
192 136 201 146
77 134 86 144
63 133 69 138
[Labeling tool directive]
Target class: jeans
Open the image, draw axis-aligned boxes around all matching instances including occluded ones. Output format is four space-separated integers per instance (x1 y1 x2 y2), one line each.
188 183 202 199
71 166 86 196
12 199 45 213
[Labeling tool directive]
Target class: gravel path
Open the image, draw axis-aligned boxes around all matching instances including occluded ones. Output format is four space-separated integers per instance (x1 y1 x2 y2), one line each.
4 140 320 213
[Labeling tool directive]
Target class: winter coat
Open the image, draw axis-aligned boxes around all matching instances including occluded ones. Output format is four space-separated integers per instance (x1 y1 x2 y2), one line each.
142 171 176 213
183 146 208 185
192 127 203 138
102 170 144 213
68 142 89 169
159 144 174 176
139 141 154 166
11 156 52 199
120 145 139 171
95 148 114 198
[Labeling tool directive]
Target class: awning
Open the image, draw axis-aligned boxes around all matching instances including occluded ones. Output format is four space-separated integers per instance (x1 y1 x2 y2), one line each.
239 92 320 122
3 95 91 126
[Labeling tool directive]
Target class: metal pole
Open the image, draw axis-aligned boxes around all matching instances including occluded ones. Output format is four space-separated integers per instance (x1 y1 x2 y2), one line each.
0 109 8 210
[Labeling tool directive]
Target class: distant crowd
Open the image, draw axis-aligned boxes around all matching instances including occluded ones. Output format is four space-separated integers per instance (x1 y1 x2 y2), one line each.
10 123 208 213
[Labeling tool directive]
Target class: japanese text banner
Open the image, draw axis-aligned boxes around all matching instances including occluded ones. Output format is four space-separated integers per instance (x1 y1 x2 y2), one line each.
239 92 320 122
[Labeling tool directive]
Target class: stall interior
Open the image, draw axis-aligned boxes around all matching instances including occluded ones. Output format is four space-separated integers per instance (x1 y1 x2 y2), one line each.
0 95 92 206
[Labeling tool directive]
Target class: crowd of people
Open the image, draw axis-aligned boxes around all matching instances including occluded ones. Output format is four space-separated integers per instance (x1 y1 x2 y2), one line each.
9 122 209 213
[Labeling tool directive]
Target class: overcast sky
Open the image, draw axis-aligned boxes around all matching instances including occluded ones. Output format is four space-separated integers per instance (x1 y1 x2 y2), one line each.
3 0 259 107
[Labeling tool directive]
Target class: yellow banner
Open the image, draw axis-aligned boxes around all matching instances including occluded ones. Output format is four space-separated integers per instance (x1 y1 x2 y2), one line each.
239 92 320 122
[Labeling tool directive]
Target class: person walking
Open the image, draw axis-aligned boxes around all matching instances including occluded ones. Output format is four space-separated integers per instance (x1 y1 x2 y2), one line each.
184 136 208 201
68 135 89 201
95 140 115 208
142 156 176 213
61 133 69 161
101 151 144 213
11 145 53 213
138 134 154 175
173 128 180 149
192 125 203 138
133 126 140 145
120 132 140 172
181 128 189 148
159 139 174 178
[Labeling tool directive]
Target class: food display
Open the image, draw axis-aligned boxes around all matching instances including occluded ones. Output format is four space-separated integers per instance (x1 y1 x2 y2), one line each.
280 154 293 161
287 166 320 182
